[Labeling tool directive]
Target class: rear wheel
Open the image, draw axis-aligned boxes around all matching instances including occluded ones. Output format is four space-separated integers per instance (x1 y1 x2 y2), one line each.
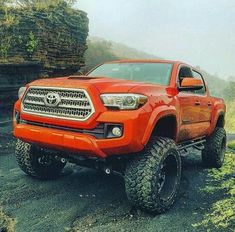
15 139 66 180
202 127 226 168
125 137 181 214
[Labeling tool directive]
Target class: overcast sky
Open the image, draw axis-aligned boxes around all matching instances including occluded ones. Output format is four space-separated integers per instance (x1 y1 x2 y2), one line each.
75 0 235 79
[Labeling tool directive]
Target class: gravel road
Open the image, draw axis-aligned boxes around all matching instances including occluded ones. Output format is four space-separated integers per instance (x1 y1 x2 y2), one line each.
0 123 233 232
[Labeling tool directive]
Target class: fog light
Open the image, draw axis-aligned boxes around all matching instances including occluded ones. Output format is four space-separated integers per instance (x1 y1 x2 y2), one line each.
112 127 122 137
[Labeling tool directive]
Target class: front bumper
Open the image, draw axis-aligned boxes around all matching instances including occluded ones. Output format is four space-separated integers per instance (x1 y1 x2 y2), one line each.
13 109 150 158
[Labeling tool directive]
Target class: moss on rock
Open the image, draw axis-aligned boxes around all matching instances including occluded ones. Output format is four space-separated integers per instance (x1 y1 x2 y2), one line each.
0 3 89 76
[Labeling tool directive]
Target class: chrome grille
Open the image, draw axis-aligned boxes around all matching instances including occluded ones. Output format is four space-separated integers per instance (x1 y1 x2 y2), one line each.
22 87 95 121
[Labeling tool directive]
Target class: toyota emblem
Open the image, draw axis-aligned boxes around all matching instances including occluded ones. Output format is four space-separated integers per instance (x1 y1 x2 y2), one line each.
44 92 61 107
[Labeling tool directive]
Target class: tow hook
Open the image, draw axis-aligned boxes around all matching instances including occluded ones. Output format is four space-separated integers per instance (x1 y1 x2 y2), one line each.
104 167 112 175
61 158 67 163
55 156 67 163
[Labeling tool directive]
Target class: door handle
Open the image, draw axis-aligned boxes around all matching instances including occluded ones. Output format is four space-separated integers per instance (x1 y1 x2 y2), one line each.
195 100 201 106
207 102 212 107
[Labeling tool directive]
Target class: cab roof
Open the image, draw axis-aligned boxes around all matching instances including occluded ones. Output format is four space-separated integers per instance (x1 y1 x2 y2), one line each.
106 59 183 65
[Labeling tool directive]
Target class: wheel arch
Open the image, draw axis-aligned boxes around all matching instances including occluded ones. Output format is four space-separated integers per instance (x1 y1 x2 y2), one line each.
210 111 225 134
142 108 178 145
216 113 225 128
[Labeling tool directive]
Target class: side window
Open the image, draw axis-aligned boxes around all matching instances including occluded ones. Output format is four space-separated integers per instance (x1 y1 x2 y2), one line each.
178 66 193 85
178 66 194 92
192 70 206 94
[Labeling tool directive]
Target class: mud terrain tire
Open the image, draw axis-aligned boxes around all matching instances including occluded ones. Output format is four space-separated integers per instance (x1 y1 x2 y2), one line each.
125 137 181 214
15 139 66 179
202 127 226 168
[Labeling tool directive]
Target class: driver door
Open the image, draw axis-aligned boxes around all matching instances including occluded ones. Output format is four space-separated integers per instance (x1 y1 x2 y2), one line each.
177 66 203 142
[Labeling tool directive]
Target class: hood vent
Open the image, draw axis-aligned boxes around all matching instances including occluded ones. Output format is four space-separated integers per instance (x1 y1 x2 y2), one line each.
68 76 102 80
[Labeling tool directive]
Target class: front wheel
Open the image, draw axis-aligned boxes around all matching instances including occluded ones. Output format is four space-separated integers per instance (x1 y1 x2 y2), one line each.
125 137 181 214
202 127 226 168
15 140 66 180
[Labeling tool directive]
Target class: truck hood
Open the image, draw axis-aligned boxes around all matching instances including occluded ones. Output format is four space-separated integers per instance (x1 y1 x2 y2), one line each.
28 76 143 93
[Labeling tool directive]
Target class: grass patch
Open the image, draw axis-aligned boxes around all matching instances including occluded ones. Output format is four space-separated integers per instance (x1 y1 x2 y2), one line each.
193 154 235 231
228 140 235 150
0 208 16 232
225 101 235 133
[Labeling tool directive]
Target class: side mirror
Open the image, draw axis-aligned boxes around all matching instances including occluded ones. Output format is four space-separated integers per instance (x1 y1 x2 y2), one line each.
178 77 204 91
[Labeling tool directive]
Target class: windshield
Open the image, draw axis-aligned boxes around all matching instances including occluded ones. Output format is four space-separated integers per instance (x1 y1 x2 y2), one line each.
88 62 173 85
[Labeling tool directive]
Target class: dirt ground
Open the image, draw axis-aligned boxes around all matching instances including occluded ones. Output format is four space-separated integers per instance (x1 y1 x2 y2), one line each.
0 123 233 232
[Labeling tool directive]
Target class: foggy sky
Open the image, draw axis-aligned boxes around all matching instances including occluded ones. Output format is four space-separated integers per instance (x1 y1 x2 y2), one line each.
75 0 235 79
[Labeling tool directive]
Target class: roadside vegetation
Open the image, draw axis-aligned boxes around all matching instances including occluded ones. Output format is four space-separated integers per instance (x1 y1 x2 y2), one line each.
225 101 235 133
225 110 235 133
0 209 15 232
223 81 235 133
228 140 235 150
193 154 235 232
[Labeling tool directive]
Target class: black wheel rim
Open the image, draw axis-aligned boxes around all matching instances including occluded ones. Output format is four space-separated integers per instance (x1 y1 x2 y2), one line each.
157 151 179 201
38 155 52 166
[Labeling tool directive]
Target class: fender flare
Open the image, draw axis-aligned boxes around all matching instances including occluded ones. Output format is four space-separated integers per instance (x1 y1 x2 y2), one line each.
141 106 178 145
210 111 225 133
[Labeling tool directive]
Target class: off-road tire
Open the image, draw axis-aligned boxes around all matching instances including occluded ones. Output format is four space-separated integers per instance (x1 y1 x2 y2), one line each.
202 127 226 168
15 139 66 180
125 137 181 214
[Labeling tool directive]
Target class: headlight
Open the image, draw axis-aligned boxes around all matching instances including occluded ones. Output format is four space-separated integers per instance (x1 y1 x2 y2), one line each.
18 87 27 99
100 94 148 110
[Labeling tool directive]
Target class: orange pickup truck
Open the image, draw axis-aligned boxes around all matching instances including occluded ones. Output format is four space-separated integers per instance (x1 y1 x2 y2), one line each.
13 60 226 214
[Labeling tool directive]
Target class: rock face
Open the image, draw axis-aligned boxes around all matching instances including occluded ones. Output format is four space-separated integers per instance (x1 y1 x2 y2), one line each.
0 4 89 113
0 63 43 117
0 5 89 75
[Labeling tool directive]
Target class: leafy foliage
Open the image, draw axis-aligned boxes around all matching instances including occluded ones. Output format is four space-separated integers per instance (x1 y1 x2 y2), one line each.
228 140 235 150
26 31 38 56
